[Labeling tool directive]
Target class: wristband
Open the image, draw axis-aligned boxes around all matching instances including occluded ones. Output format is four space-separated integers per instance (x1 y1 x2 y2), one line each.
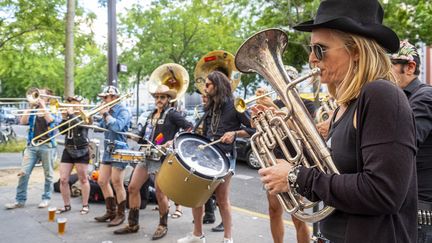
287 165 301 194
103 112 109 119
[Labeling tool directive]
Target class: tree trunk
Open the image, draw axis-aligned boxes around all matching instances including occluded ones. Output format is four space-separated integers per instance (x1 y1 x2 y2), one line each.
64 0 75 98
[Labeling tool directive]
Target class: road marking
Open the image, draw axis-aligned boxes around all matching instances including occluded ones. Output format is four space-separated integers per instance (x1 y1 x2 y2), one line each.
233 174 254 180
231 205 313 230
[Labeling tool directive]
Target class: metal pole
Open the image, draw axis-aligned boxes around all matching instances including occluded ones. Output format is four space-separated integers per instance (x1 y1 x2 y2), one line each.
107 0 117 86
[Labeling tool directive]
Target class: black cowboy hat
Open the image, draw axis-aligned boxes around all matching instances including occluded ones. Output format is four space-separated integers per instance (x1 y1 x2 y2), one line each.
293 0 399 53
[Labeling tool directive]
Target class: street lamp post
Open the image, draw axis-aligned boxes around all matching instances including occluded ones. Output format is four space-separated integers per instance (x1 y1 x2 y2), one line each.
107 0 117 86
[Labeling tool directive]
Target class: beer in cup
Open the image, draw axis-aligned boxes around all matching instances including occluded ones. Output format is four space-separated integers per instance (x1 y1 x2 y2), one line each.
57 217 67 235
48 207 56 222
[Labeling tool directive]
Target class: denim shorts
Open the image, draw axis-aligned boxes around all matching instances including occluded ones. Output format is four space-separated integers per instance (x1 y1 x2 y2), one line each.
101 160 127 170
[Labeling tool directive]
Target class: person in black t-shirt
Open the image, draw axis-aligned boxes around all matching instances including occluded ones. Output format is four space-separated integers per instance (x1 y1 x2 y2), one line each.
255 1 417 242
391 40 432 243
56 95 91 215
178 71 254 243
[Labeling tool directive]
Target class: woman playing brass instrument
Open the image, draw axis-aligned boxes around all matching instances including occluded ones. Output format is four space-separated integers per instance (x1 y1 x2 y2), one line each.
256 0 417 242
56 95 91 215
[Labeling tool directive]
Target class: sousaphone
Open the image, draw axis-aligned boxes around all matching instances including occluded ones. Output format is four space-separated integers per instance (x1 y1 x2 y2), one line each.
194 50 241 94
148 63 189 102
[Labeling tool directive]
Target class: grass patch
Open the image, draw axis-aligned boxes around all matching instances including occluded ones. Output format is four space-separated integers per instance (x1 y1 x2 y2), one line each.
0 139 26 153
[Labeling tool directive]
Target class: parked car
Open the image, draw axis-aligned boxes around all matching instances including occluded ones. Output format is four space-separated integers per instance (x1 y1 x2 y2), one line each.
236 137 261 169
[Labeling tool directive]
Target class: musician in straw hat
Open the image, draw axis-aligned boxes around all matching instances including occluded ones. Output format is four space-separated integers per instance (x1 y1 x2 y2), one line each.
114 84 192 240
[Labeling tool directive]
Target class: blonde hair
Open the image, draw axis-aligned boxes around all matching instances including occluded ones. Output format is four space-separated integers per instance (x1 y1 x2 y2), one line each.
328 30 397 106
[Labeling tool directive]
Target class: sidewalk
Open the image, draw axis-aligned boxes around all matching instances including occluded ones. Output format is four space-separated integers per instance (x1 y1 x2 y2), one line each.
0 155 299 243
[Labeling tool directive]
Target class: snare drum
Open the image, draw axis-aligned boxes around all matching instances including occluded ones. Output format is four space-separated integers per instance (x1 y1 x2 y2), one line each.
156 132 230 208
140 144 163 161
111 149 145 163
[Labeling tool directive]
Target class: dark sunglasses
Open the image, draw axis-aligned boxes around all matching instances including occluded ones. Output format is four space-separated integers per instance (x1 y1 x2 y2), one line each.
307 44 328 61
391 60 409 65
154 95 168 100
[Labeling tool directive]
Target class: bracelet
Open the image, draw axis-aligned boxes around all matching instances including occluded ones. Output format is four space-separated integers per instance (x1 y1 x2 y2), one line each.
287 165 302 194
103 112 109 119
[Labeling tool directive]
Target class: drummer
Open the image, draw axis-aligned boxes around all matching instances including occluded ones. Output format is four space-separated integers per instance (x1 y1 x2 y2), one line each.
178 70 255 243
114 84 192 240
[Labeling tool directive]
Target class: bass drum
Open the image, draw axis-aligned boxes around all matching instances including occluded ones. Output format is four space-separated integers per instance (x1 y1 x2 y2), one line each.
157 132 231 208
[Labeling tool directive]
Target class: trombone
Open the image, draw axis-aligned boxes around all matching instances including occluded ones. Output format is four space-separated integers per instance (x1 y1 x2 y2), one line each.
234 91 276 113
26 88 61 104
31 93 133 146
11 101 95 116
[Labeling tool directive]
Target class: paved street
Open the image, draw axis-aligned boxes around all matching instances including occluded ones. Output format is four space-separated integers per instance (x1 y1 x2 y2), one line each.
0 125 308 242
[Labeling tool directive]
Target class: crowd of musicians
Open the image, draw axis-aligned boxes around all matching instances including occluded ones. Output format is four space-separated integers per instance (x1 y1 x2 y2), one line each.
4 0 432 242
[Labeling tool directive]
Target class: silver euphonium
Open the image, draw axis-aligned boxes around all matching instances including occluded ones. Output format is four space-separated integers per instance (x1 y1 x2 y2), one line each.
235 28 339 223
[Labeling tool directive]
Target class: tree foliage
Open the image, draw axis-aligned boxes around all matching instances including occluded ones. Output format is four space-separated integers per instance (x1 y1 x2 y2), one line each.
0 0 104 99
118 0 251 95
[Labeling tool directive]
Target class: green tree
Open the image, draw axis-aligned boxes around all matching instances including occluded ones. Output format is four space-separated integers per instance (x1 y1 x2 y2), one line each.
118 0 254 96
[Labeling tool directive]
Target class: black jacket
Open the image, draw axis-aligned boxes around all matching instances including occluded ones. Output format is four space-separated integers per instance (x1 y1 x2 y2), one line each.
59 114 89 148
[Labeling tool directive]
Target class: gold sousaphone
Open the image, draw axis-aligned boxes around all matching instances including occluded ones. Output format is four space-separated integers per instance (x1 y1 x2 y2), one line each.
148 63 189 102
194 50 241 94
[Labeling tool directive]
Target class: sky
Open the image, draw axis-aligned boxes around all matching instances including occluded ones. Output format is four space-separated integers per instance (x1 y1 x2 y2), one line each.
80 0 146 47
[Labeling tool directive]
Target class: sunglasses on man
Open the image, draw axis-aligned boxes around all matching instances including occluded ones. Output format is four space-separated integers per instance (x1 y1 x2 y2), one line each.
154 95 168 100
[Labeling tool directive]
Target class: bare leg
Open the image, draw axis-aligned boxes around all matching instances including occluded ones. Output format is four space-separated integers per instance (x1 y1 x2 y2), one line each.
59 163 74 206
98 164 113 198
292 215 310 243
214 175 233 239
267 193 284 243
75 163 90 206
155 173 169 215
111 167 126 203
128 166 149 208
192 206 204 236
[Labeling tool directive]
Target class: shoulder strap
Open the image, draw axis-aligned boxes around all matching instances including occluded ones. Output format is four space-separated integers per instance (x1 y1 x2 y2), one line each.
193 110 210 133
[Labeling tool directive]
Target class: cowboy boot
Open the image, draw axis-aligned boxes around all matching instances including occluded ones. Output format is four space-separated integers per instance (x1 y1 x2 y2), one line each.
152 211 169 240
113 208 140 234
203 197 216 224
94 197 116 222
108 200 126 227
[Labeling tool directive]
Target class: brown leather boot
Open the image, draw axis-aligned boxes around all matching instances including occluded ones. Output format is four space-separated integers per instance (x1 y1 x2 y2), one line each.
152 211 169 240
108 200 126 227
113 208 140 234
94 197 116 222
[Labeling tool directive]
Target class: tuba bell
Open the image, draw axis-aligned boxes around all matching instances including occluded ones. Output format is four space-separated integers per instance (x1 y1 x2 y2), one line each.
194 50 241 94
235 28 339 223
148 63 189 103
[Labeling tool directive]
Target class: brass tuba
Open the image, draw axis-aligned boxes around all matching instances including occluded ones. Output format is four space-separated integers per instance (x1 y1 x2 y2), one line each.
148 63 189 103
235 28 339 223
194 50 241 94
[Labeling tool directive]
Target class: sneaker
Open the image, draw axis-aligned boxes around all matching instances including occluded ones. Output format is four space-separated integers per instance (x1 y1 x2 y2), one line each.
223 238 233 243
5 202 25 209
38 200 50 208
177 233 206 243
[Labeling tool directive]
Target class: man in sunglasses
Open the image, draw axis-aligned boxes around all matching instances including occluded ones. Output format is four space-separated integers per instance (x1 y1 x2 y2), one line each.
391 40 432 243
94 85 132 227
114 84 192 240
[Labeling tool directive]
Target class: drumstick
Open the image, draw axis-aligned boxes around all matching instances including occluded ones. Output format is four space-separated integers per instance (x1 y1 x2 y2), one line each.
138 137 167 156
198 138 222 150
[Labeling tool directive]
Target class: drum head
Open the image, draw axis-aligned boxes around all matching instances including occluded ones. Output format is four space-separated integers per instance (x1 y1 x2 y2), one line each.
174 133 229 179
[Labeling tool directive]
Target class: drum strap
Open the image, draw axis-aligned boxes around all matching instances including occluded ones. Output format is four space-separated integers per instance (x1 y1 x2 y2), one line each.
193 110 210 134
